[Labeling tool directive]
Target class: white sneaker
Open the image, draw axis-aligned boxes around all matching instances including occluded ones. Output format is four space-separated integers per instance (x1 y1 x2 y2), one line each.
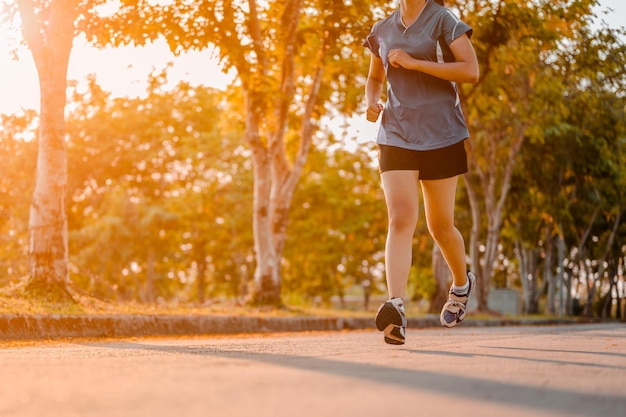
440 272 476 328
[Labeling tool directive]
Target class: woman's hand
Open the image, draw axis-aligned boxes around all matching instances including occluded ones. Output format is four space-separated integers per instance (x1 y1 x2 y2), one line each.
366 103 384 122
388 49 414 69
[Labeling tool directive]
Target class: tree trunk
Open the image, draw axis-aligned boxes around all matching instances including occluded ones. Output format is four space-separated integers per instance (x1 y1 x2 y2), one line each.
197 264 206 304
145 248 156 303
243 11 326 305
583 207 621 317
543 233 556 315
18 0 78 301
189 223 208 304
430 243 451 313
583 261 596 318
479 224 500 309
617 255 624 320
555 232 568 316
601 259 617 319
463 173 482 305
464 128 524 312
248 132 282 305
516 241 539 314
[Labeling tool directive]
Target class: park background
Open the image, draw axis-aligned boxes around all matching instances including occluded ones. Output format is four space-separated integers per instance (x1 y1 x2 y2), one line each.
0 0 624 320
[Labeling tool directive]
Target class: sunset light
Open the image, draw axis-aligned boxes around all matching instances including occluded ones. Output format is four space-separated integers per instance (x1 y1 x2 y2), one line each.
0 0 623 116
0 3 625 414
0 0 235 115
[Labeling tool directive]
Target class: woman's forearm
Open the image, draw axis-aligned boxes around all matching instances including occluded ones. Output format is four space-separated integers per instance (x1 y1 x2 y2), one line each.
387 35 479 84
408 59 479 84
366 78 385 106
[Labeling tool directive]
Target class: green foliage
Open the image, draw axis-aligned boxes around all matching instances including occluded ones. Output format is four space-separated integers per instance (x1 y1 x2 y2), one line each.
65 71 254 303
497 2 626 316
0 111 38 285
283 142 387 302
443 0 626 314
408 265 436 303
83 0 393 117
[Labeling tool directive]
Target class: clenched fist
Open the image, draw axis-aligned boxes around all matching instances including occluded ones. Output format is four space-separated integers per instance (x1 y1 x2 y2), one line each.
366 103 384 122
387 49 413 69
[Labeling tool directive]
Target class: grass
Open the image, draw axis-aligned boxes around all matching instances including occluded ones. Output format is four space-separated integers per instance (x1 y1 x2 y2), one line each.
0 281 391 318
0 281 545 322
1 293 506 321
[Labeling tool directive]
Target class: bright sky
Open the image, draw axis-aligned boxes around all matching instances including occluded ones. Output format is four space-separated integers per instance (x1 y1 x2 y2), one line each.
0 0 624 119
0 36 235 115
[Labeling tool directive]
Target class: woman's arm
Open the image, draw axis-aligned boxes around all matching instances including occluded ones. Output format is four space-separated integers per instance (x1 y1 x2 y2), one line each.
365 54 386 122
388 34 479 84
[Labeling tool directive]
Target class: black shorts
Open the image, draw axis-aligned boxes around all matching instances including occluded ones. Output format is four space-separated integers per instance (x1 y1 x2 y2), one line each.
378 140 468 180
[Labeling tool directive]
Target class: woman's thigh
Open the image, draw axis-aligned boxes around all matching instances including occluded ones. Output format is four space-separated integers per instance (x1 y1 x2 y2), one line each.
420 176 459 233
380 170 420 226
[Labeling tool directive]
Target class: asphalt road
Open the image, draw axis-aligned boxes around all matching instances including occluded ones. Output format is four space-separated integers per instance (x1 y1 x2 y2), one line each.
1 323 624 417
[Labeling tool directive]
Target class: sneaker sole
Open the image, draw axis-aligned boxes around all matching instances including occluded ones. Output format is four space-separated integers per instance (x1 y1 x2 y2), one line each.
383 324 405 345
375 302 405 345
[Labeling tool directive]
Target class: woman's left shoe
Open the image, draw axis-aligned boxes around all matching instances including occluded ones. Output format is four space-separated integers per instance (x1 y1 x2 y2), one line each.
440 271 476 328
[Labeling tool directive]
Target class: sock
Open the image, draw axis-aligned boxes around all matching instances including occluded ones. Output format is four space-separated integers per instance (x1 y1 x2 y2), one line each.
389 297 405 316
390 297 404 306
452 279 469 294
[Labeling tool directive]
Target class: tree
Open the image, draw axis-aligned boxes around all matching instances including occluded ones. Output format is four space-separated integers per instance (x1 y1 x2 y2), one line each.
501 16 626 316
451 0 601 311
283 140 387 306
65 74 254 303
89 0 392 305
11 0 86 299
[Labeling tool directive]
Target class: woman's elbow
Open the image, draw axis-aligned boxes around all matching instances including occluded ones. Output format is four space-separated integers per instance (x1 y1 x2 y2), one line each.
466 63 480 83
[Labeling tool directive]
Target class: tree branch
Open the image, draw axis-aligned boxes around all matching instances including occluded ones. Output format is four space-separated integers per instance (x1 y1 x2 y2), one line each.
16 0 44 63
246 0 268 74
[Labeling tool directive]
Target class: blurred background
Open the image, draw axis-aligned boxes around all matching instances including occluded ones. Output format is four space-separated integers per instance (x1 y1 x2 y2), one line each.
0 0 624 319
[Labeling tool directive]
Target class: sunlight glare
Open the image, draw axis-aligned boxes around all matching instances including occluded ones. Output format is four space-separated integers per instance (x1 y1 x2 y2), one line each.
0 0 234 116
0 0 623 119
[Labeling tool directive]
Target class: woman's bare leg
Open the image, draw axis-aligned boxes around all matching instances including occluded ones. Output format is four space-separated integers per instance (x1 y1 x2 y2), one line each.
421 176 467 287
380 170 420 299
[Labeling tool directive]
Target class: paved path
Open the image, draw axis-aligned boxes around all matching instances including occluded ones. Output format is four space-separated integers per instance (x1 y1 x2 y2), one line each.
1 323 624 417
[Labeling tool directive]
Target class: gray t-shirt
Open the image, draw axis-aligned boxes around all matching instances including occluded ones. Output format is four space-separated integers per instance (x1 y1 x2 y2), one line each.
363 1 473 151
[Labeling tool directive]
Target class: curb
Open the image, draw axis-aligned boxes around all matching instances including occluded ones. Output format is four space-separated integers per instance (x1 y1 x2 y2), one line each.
0 314 584 341
0 315 361 340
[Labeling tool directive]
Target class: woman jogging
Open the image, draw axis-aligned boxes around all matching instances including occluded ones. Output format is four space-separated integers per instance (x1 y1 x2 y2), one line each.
363 0 479 345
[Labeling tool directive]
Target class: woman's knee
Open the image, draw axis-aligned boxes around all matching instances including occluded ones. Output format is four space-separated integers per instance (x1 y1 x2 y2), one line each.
428 221 457 244
388 204 418 232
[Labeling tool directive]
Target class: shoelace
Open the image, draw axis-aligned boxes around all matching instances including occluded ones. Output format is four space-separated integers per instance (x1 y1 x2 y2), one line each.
446 299 466 314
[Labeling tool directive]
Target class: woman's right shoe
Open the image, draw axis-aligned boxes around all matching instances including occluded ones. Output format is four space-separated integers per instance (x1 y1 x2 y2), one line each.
375 298 406 345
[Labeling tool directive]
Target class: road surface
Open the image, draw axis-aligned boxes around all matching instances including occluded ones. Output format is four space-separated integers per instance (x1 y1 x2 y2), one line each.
1 323 624 417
